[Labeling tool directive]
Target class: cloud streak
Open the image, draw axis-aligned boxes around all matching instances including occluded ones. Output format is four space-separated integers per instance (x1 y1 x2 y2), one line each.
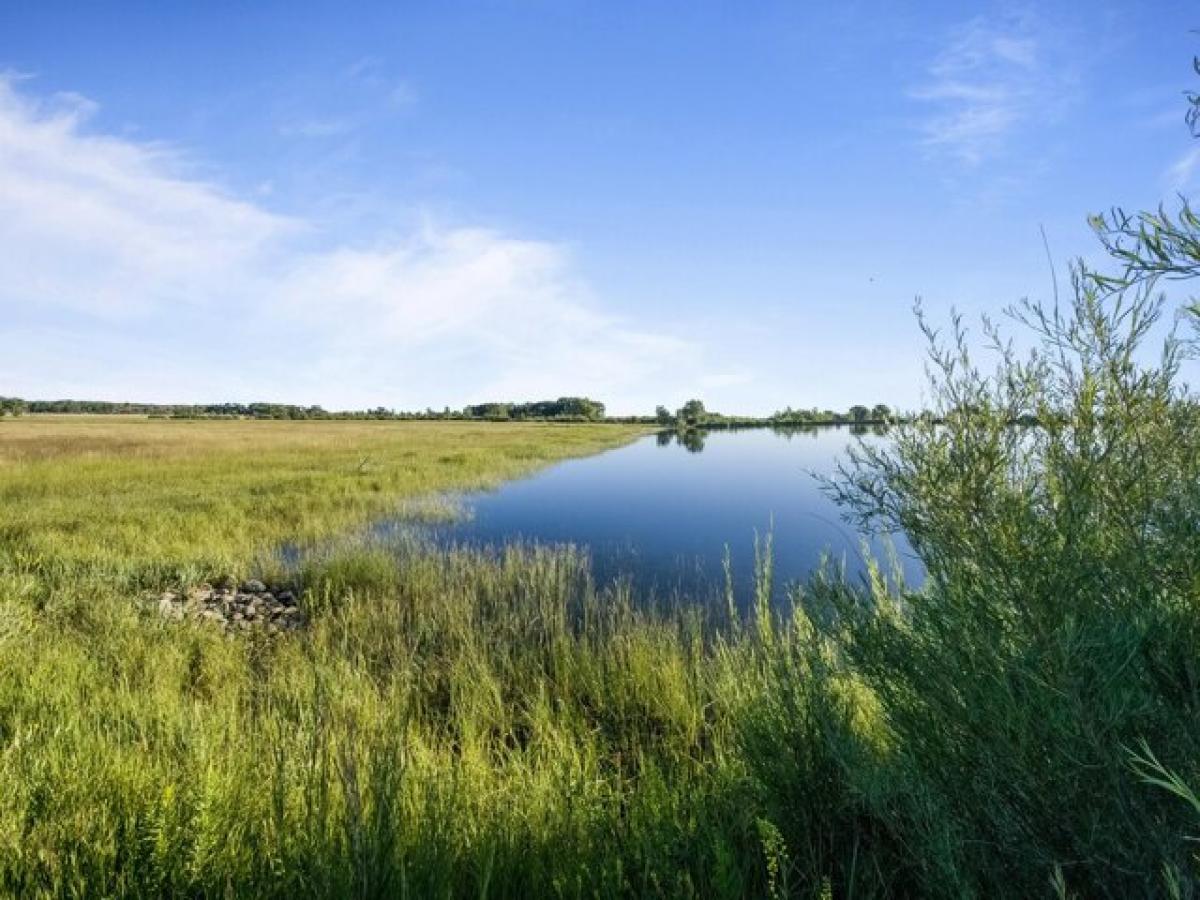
0 79 297 317
911 13 1074 166
0 76 709 413
1164 146 1200 192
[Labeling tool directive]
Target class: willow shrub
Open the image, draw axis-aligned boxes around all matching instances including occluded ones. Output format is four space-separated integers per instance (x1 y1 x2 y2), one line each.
826 252 1200 895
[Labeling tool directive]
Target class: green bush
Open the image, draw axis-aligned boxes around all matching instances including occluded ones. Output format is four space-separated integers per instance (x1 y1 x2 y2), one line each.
822 209 1200 894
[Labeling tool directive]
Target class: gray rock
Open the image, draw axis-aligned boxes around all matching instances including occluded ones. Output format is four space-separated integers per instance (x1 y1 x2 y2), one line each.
158 593 184 620
150 580 305 635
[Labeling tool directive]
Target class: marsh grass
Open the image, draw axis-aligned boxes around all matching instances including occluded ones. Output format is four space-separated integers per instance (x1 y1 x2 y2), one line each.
0 418 641 594
0 533 886 898
0 418 904 898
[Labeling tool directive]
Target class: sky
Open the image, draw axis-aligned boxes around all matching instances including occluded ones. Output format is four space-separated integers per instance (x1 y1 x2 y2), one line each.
1 0 1198 415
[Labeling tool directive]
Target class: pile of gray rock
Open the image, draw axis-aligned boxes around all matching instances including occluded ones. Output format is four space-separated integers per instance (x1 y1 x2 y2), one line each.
155 578 306 634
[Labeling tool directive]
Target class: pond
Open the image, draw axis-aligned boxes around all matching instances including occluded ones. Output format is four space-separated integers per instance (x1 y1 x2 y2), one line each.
380 426 923 603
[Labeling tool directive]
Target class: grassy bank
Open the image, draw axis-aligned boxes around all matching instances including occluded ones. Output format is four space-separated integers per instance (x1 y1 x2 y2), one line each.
0 417 644 594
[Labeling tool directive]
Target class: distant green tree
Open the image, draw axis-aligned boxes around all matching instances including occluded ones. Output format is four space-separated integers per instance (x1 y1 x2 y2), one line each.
655 405 675 425
848 404 870 423
0 397 27 417
871 403 891 421
463 397 605 421
677 399 707 426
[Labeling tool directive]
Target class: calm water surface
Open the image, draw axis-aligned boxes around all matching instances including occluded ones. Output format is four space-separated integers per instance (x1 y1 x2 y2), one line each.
398 427 922 601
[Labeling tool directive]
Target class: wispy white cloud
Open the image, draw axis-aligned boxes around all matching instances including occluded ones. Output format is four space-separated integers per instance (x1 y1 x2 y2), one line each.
277 117 355 139
342 56 383 83
1164 146 1200 192
911 13 1075 166
0 75 712 413
1144 106 1190 131
342 55 418 110
388 81 419 110
0 77 298 317
275 58 417 142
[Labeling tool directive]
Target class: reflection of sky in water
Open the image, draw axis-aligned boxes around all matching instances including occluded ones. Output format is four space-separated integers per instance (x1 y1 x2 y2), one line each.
378 427 923 603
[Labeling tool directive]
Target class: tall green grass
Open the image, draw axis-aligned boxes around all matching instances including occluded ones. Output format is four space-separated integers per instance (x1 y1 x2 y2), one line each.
0 538 810 897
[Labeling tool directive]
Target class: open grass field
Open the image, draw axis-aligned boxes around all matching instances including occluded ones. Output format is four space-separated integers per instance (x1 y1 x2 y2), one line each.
0 417 645 592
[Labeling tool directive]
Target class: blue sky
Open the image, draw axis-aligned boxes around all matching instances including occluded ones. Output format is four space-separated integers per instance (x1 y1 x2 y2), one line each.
1 1 1197 414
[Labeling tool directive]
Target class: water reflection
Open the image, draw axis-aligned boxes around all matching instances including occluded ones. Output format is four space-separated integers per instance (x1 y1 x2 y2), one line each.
379 427 923 604
657 423 890 453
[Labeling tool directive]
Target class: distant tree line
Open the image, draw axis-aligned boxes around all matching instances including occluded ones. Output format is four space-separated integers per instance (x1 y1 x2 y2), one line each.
655 399 754 429
652 399 904 429
771 403 896 425
461 397 606 421
0 396 613 422
1 393 921 426
0 399 394 419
